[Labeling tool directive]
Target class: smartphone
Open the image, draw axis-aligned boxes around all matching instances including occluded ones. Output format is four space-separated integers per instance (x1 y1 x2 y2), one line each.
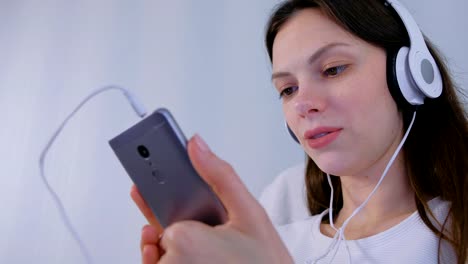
109 108 227 227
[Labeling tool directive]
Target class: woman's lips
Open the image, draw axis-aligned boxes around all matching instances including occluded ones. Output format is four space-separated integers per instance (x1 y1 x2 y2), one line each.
304 127 342 149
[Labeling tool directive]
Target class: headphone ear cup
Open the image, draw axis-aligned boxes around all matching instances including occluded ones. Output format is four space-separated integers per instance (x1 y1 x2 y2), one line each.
386 47 419 111
285 122 300 144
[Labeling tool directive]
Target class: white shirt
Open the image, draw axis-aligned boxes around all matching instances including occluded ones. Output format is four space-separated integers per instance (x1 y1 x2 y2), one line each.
259 163 309 226
259 164 457 264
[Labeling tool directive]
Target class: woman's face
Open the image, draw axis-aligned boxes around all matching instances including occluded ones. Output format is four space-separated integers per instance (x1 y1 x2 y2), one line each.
272 8 403 177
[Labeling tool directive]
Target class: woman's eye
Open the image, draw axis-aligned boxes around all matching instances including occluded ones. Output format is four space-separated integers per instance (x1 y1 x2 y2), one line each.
279 86 298 99
323 65 348 77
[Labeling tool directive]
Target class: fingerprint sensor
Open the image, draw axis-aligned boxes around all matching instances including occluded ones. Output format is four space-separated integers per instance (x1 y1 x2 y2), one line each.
152 169 166 184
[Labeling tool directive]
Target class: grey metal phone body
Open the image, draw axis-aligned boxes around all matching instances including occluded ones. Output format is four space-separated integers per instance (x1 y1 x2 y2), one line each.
109 108 227 227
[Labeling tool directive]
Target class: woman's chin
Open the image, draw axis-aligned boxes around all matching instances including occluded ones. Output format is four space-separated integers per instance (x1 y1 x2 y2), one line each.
310 153 357 176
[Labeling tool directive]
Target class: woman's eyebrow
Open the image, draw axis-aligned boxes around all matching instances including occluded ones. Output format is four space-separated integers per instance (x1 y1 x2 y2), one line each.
271 42 351 81
307 42 351 65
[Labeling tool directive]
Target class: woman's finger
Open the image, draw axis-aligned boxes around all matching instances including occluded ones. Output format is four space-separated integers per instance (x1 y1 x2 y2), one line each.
141 225 162 263
142 244 159 264
158 220 219 260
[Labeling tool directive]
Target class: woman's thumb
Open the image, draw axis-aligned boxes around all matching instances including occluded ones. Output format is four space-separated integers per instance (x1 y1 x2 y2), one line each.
187 134 267 230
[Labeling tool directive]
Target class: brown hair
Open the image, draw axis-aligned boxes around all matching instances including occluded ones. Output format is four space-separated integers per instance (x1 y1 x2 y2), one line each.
265 1 468 263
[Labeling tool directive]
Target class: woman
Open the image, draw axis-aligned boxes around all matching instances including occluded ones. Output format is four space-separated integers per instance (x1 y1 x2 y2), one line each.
132 0 467 263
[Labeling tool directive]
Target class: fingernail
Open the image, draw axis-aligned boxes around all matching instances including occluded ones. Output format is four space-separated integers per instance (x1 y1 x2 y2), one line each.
194 134 210 153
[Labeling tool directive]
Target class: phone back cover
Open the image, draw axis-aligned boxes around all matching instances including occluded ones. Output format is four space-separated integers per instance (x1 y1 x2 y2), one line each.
109 109 227 227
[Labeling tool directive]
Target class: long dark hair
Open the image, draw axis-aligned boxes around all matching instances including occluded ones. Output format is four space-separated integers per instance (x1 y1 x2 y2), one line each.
265 1 468 263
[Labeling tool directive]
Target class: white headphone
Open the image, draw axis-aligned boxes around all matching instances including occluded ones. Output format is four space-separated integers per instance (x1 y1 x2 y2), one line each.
287 0 443 144
386 0 442 105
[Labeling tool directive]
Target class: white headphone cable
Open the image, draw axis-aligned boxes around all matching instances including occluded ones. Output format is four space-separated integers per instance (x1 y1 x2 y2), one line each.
308 111 417 264
39 85 147 264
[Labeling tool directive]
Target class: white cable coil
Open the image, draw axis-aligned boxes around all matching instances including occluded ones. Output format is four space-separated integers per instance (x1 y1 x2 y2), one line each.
39 85 147 264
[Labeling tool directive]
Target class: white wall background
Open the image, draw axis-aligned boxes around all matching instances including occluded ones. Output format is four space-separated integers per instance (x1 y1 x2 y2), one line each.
0 0 466 263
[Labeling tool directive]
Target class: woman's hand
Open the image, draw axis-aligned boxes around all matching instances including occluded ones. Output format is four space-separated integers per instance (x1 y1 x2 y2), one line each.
130 134 293 264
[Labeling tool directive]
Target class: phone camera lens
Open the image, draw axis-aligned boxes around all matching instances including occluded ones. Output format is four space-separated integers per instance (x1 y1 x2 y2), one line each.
137 145 150 159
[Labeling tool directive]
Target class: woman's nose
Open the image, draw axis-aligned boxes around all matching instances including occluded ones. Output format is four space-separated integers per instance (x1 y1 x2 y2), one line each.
294 92 325 118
